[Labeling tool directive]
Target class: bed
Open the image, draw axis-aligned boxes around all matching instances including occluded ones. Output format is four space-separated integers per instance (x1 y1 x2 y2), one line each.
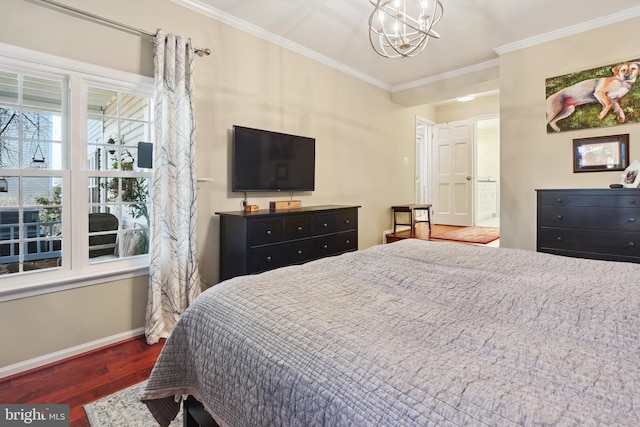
142 239 640 426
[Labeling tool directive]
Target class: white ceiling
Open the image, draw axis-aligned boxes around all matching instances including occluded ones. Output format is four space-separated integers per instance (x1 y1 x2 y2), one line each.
175 0 640 91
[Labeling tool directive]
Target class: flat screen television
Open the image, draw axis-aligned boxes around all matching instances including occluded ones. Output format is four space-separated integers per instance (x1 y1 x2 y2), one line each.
232 125 315 192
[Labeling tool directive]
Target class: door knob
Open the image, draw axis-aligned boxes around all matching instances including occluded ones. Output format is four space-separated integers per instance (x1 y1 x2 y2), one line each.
466 176 471 180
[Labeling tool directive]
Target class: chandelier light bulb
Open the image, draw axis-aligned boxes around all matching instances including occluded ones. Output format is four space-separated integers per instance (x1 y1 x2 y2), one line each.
368 0 443 59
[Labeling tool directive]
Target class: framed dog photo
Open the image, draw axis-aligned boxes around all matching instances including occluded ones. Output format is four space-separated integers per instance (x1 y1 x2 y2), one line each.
573 134 629 173
546 58 640 133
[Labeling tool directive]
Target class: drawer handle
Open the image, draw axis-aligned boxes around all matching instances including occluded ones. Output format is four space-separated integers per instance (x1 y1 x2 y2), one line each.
297 250 303 255
266 230 272 236
323 223 328 227
346 239 350 244
557 198 563 203
344 219 350 224
557 215 562 220
629 242 636 247
323 244 328 249
297 226 303 231
630 199 636 204
556 237 563 242
629 217 636 222
266 256 272 261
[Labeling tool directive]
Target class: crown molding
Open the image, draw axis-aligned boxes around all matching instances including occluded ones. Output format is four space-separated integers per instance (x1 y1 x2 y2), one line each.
172 0 499 94
391 59 500 93
172 1 640 95
495 6 640 55
171 0 392 91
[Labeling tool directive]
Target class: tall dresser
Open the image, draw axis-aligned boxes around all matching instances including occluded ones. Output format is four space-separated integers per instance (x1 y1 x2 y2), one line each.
215 205 360 281
536 188 640 263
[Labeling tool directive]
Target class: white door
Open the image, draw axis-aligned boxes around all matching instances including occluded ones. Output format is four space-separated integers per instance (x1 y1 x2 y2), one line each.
432 120 473 226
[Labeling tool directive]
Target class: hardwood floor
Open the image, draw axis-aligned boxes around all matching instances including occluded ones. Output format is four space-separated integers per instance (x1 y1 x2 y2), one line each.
0 335 164 426
386 222 464 243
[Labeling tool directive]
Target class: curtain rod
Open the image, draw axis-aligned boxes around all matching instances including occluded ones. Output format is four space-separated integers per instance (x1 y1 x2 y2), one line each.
31 0 211 56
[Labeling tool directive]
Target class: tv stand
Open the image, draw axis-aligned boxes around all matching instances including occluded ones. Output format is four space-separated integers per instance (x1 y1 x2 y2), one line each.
215 205 360 281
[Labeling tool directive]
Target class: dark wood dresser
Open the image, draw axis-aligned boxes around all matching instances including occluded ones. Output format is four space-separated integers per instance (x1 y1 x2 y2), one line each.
215 205 360 281
536 189 640 263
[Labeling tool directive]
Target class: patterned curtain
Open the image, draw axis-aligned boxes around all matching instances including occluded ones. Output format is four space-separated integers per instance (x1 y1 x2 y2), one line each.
145 30 201 344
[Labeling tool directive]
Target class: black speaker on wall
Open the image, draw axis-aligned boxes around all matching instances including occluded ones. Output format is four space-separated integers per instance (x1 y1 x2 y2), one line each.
138 142 153 168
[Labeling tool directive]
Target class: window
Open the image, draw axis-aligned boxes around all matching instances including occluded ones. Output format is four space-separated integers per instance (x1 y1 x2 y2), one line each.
86 87 152 262
0 71 65 275
0 47 154 299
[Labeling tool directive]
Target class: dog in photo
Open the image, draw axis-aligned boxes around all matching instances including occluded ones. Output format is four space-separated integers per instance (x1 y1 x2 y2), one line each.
546 62 640 132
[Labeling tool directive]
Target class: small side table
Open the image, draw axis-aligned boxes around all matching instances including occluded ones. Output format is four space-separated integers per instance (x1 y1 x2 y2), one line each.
391 204 432 234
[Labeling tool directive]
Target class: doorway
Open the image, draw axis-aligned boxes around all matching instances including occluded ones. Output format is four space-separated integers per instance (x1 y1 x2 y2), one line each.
475 117 500 227
415 116 500 228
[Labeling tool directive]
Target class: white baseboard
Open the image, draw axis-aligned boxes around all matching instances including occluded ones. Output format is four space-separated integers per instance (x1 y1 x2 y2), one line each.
0 327 145 379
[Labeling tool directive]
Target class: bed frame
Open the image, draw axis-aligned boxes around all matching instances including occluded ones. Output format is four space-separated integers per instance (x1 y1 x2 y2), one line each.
184 396 219 427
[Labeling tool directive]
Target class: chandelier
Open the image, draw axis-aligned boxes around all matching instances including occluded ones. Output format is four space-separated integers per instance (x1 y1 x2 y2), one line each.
368 0 444 59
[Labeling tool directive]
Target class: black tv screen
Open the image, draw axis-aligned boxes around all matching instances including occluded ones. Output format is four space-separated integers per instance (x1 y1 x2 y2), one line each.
232 125 315 192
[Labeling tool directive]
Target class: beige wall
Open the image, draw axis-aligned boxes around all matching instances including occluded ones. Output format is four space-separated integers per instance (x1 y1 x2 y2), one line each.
0 276 148 364
436 93 500 124
499 16 640 250
0 0 425 368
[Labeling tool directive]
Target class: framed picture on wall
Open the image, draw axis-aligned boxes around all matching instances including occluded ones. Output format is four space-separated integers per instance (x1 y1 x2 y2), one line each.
621 160 640 188
546 59 640 133
573 134 629 173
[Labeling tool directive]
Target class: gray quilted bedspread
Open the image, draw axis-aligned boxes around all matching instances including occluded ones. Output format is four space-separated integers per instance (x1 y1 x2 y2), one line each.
142 239 640 426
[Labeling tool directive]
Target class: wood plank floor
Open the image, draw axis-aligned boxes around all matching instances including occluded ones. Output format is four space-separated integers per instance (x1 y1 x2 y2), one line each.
0 335 164 426
386 222 465 243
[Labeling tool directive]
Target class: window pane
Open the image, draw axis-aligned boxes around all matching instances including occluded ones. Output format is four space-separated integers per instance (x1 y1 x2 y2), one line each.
23 176 60 205
23 76 63 109
121 177 148 203
120 94 150 120
22 110 52 140
26 141 62 170
0 108 20 138
88 210 118 260
87 87 117 114
0 177 18 206
0 177 62 275
85 85 152 264
0 71 18 105
120 228 149 256
0 139 20 169
88 177 117 203
121 119 150 147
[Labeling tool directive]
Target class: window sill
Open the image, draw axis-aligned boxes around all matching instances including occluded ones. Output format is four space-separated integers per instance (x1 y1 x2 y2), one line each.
0 263 149 303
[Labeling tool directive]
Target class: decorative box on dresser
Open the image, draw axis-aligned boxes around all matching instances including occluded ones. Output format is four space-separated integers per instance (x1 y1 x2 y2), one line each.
215 205 360 281
536 189 640 263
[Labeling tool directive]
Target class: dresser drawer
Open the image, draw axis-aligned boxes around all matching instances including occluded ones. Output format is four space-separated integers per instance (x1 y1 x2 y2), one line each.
249 219 283 246
249 240 312 273
312 231 357 258
283 216 312 240
539 192 640 208
539 206 640 231
538 228 640 258
313 211 357 235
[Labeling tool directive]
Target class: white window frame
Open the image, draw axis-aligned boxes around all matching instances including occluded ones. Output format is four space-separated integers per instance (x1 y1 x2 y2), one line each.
0 43 154 302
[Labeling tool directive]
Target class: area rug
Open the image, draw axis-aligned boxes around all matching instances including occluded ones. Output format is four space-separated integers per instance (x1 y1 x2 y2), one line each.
430 226 500 244
84 380 182 427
